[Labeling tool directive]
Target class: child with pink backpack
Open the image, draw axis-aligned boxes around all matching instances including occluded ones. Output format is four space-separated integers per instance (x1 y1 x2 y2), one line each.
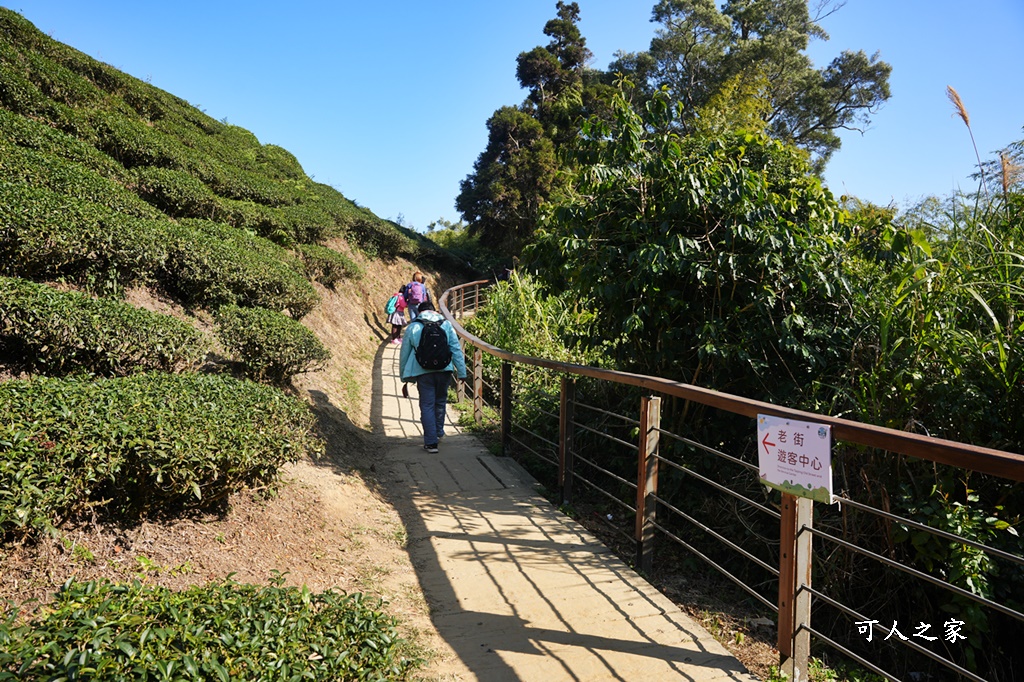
385 286 408 344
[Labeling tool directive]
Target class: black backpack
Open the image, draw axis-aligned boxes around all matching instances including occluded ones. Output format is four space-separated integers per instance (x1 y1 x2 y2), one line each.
414 319 452 370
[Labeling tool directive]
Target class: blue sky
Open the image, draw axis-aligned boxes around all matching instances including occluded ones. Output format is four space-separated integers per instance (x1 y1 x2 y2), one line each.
9 1 1024 230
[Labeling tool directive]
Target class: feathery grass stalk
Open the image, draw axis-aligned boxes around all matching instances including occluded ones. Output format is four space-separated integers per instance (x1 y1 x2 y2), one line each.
1000 152 1021 198
946 85 989 197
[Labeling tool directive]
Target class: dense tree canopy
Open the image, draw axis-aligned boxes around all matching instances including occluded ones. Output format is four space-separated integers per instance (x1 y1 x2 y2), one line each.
611 0 892 170
531 84 853 401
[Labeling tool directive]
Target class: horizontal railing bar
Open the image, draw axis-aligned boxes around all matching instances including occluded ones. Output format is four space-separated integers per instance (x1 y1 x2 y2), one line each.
570 469 636 515
801 625 902 682
477 401 500 426
807 527 1024 623
651 493 779 577
517 385 560 403
833 495 1024 568
575 401 641 426
570 420 639 451
572 452 638 492
508 433 558 468
656 428 760 473
656 455 781 520
512 397 560 422
803 586 985 682
441 281 1024 483
511 422 559 450
650 519 777 613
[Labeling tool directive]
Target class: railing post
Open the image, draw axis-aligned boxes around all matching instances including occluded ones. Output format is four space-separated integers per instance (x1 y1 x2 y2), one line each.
778 494 813 681
500 362 512 456
473 347 483 427
456 340 467 404
635 395 661 574
559 376 575 506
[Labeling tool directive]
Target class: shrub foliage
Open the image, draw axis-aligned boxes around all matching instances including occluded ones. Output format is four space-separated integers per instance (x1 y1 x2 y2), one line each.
0 373 322 538
0 575 417 681
0 182 319 315
0 276 207 376
216 305 331 384
296 242 361 288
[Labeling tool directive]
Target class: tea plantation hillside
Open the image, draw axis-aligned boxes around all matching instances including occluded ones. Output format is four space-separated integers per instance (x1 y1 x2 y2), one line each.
0 8 472 678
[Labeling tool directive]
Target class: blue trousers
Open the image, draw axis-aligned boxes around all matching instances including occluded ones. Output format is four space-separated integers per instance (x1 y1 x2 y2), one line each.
416 371 450 446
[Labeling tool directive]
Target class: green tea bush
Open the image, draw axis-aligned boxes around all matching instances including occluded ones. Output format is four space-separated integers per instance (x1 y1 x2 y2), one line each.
0 373 322 536
175 105 225 137
0 47 51 117
209 194 293 244
348 216 411 259
132 166 218 218
280 201 344 244
216 305 330 384
0 181 168 290
309 182 365 222
257 143 305 180
0 276 207 376
217 124 261 151
0 576 417 681
0 108 119 178
296 243 361 288
0 8 394 317
119 81 173 122
0 140 159 218
90 109 185 169
0 59 90 138
0 8 49 53
0 182 318 314
181 218 305 270
205 164 300 207
165 220 318 316
23 50 105 108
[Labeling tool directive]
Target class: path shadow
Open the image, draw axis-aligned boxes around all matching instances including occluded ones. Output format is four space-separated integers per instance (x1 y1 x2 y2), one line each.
364 311 389 344
344 341 754 681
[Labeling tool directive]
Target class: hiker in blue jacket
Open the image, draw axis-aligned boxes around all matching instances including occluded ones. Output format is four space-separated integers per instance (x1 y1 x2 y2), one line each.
399 301 467 453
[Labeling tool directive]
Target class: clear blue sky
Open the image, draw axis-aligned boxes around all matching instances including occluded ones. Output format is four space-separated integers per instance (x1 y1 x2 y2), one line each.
9 1 1024 230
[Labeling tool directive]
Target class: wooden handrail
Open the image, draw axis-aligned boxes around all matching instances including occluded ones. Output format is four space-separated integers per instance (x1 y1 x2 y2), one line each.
440 280 1024 483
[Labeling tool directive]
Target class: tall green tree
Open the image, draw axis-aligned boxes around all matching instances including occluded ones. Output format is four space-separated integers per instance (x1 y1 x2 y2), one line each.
612 0 892 171
455 107 559 256
516 1 593 145
458 2 604 257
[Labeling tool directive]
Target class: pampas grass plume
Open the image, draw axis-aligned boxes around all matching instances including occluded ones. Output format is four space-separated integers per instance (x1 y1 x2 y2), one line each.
947 85 970 127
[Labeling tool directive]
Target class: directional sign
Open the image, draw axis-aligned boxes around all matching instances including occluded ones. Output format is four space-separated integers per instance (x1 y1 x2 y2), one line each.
757 414 832 503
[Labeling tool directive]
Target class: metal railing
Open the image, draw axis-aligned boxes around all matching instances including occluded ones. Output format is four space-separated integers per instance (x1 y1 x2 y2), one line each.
440 279 1024 682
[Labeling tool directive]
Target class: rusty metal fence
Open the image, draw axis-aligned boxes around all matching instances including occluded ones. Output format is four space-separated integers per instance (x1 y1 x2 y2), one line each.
440 279 1024 682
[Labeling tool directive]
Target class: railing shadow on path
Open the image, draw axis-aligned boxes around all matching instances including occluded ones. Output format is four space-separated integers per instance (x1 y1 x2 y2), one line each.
347 338 756 681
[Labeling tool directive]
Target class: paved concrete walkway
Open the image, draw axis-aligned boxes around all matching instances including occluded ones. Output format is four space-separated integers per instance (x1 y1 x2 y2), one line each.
374 343 758 681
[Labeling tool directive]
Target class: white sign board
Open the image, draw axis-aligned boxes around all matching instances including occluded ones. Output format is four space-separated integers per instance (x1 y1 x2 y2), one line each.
757 414 833 503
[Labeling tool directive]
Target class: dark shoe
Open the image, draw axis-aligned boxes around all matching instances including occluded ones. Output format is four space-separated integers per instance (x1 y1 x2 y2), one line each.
424 444 438 454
